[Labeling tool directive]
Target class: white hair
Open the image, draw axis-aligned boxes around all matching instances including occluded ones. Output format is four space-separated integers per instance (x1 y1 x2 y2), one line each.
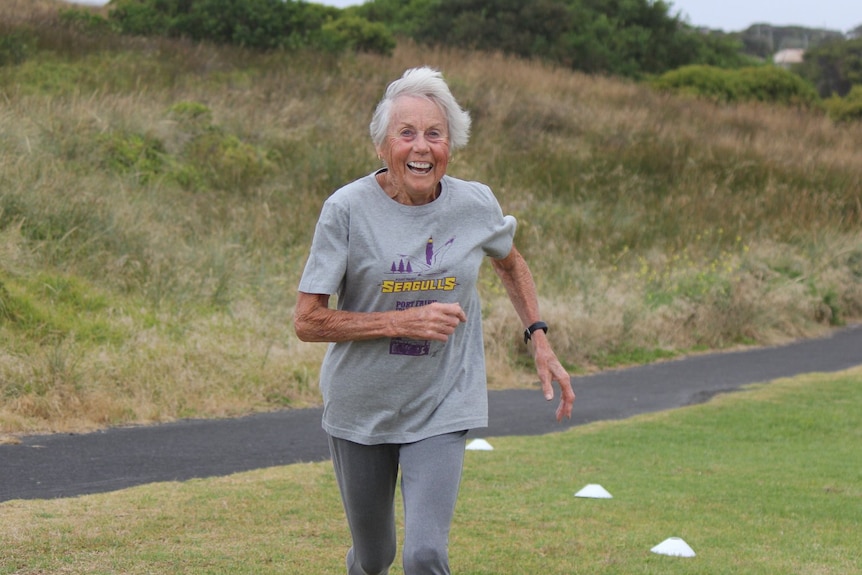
369 67 472 152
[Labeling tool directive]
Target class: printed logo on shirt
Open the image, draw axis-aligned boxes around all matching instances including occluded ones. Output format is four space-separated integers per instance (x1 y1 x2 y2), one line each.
389 338 431 356
395 299 438 311
381 277 456 293
383 235 458 357
380 235 459 295
385 236 454 275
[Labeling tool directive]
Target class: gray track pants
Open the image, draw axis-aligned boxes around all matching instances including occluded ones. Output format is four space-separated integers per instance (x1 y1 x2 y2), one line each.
328 430 468 575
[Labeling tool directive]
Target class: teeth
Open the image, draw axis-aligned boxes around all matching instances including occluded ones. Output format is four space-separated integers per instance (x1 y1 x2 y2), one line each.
408 162 432 170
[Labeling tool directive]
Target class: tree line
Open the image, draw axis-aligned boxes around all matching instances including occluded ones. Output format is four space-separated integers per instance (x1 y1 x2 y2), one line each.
97 0 750 76
356 0 754 76
101 0 395 53
8 0 862 118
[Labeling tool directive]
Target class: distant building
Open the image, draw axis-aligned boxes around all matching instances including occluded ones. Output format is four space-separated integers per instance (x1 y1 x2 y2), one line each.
773 48 805 68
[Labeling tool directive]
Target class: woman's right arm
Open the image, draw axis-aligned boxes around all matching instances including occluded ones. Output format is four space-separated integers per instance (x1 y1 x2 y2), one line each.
293 292 466 343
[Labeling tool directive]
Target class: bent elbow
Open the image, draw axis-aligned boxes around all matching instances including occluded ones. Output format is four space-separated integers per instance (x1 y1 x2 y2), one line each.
293 315 315 342
294 292 329 342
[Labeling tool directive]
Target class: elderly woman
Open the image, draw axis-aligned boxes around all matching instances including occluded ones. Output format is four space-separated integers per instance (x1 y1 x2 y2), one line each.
294 67 574 575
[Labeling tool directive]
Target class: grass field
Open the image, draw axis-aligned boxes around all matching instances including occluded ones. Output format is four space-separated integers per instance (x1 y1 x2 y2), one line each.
2 367 860 574
1 3 860 572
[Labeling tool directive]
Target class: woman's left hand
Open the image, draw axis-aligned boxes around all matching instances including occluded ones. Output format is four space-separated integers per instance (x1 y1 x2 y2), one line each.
530 331 575 421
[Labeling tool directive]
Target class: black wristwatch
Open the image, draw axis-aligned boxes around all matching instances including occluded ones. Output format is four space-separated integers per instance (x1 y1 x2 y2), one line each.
523 321 549 344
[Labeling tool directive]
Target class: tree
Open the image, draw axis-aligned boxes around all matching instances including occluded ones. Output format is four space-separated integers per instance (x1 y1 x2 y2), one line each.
386 0 749 78
173 0 296 49
321 16 395 55
795 37 862 97
354 0 437 38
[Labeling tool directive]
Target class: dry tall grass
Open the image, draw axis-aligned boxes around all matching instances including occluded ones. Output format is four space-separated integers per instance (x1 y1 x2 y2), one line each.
1 2 860 438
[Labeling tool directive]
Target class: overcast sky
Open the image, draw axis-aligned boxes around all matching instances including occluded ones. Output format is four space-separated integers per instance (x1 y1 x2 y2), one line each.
669 0 858 32
67 0 860 34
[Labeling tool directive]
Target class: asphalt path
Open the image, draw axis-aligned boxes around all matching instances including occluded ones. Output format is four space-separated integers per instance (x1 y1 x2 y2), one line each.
2 325 861 502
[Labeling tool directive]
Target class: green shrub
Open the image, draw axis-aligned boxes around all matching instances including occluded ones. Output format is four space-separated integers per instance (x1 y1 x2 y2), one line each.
321 16 395 55
181 129 275 190
164 101 275 189
107 0 381 53
651 65 739 103
58 8 114 35
108 0 173 36
824 85 862 122
0 30 34 67
167 101 214 140
735 66 819 106
172 0 294 49
654 64 819 107
99 131 167 184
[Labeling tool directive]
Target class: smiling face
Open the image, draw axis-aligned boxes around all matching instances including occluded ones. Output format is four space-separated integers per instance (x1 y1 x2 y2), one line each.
376 95 451 206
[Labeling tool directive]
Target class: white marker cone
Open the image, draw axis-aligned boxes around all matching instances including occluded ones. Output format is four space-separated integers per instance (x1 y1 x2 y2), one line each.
574 484 613 499
465 439 494 451
650 537 696 557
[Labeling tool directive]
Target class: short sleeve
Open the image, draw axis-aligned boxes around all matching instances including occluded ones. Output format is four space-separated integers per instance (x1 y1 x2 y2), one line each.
472 183 516 259
485 214 517 259
298 199 349 296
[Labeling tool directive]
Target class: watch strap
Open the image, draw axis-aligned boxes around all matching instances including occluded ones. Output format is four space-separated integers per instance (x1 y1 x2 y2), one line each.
523 321 549 344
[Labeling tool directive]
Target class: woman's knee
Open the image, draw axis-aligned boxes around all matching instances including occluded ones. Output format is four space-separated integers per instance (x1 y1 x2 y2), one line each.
402 543 449 574
348 545 396 575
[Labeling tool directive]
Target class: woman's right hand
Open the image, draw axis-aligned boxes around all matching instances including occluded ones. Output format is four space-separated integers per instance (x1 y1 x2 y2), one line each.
393 302 467 342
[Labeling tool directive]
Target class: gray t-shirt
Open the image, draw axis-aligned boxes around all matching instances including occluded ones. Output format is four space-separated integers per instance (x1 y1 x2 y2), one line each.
299 170 517 445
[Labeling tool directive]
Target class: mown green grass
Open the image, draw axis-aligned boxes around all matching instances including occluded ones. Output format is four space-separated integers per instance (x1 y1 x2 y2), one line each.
2 367 860 574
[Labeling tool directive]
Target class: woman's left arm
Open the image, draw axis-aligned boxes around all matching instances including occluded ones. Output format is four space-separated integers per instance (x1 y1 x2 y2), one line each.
491 245 575 421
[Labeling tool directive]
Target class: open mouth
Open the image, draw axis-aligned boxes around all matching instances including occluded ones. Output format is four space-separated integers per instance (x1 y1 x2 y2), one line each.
407 161 432 175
